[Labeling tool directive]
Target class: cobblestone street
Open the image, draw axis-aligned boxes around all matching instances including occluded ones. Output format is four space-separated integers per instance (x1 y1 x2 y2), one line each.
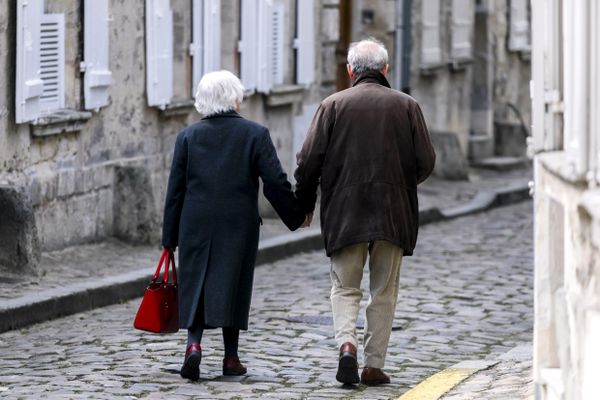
0 202 534 399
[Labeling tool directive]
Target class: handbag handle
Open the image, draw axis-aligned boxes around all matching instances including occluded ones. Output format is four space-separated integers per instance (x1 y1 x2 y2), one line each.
152 249 177 284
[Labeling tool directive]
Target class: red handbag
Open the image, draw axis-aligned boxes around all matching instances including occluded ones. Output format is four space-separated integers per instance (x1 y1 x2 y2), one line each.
134 248 179 333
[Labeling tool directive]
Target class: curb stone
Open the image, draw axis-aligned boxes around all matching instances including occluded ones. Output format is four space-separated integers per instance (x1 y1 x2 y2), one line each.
0 183 531 333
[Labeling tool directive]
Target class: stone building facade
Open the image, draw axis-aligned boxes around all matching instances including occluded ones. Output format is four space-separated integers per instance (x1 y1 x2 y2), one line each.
1 0 532 273
1 0 327 272
531 0 600 399
338 0 531 178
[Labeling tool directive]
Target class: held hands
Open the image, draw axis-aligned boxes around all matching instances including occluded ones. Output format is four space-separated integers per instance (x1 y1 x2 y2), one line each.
300 213 313 228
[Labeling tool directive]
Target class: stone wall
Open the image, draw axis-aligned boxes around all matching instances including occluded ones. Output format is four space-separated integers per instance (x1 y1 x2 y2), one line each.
0 0 330 262
534 153 600 398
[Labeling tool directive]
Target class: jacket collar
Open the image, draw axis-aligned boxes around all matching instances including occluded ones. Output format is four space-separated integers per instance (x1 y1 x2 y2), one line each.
201 110 242 120
351 70 392 88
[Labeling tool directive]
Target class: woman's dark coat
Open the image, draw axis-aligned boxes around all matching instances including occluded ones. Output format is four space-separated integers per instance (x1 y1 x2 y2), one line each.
294 71 436 257
162 111 304 330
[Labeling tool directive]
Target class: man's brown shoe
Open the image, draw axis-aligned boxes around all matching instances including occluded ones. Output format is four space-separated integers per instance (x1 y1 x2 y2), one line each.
223 356 247 376
361 367 391 386
336 342 359 384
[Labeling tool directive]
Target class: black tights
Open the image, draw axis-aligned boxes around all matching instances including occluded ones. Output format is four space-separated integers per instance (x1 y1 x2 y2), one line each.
187 326 240 358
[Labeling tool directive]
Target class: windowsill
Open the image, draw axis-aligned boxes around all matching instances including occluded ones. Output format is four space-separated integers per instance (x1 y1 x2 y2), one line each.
537 151 588 186
30 109 92 137
159 99 196 118
449 58 474 71
265 84 305 107
419 63 446 75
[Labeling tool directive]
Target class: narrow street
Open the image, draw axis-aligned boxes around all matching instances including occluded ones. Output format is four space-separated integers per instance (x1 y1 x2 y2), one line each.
0 202 533 399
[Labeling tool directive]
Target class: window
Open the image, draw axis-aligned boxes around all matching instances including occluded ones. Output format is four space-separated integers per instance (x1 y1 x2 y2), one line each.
15 0 65 123
83 0 112 111
420 0 442 68
147 0 221 108
294 0 315 86
508 0 530 53
191 0 221 97
450 0 474 62
146 0 173 108
239 0 286 94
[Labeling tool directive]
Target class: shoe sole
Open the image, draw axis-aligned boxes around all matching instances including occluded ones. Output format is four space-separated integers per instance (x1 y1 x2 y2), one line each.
222 368 247 376
361 378 391 386
180 352 201 381
336 353 360 384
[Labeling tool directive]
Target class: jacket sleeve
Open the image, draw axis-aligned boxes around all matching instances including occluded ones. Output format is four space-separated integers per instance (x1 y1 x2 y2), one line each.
256 128 305 231
162 132 188 248
293 102 334 213
410 101 436 184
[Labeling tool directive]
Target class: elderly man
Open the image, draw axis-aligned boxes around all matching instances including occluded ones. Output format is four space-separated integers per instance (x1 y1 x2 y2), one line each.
294 39 436 386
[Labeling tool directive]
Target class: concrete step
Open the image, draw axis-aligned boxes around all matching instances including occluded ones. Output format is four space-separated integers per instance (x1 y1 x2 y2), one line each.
471 156 530 171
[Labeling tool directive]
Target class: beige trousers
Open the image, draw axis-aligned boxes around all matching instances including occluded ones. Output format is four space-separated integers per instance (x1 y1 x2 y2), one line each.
330 240 403 369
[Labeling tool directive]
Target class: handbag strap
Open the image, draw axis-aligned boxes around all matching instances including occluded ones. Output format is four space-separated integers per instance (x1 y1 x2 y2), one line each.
169 250 178 284
153 249 168 282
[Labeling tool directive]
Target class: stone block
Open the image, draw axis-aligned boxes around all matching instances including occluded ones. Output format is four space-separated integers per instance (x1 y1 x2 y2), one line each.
57 169 76 198
113 166 159 244
430 131 470 180
494 121 528 157
0 186 40 273
321 9 340 42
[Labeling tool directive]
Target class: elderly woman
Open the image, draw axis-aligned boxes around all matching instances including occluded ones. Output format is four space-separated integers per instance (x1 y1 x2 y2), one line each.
162 70 307 381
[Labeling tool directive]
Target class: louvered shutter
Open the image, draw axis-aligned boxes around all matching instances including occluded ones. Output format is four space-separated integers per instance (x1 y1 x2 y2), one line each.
421 0 441 67
39 13 65 113
592 0 600 184
191 0 203 97
295 0 315 86
146 0 173 108
15 0 44 123
508 0 530 52
270 1 284 85
451 0 473 61
257 0 274 93
239 0 259 92
84 0 112 111
203 0 221 74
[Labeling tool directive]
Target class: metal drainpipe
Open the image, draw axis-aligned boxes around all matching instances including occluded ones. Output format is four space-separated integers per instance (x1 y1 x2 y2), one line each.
398 0 412 93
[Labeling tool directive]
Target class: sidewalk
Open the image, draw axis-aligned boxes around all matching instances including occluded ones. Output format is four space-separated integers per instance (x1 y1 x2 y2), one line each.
0 200 534 399
0 166 532 333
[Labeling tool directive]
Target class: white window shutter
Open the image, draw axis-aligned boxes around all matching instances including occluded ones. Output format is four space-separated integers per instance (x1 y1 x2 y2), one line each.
191 0 203 97
146 0 173 108
451 0 473 61
295 0 315 86
203 0 221 74
84 0 112 111
239 0 259 92
421 0 442 67
15 0 44 123
508 0 530 52
592 0 600 183
270 1 284 85
39 13 65 114
257 0 274 93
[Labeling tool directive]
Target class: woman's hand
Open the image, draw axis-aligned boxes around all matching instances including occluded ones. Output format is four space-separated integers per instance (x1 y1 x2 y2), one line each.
300 213 313 228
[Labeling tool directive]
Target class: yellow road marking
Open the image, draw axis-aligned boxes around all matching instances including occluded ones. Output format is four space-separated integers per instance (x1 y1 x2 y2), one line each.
397 368 479 400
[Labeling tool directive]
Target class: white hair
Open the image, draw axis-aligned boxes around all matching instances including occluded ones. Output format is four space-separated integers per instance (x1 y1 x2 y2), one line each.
194 70 244 116
347 39 389 75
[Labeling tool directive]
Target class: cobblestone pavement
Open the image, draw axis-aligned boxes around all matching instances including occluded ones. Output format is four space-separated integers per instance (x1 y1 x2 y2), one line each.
0 201 533 399
441 345 533 400
0 166 530 300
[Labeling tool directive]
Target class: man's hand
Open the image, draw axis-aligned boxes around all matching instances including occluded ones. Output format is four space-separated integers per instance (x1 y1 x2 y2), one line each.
300 213 313 228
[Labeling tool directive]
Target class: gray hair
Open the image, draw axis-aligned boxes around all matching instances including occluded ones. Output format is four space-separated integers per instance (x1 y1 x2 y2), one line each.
347 39 389 75
194 70 244 116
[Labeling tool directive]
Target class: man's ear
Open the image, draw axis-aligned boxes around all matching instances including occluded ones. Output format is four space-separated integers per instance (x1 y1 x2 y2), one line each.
381 64 389 76
346 64 354 80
